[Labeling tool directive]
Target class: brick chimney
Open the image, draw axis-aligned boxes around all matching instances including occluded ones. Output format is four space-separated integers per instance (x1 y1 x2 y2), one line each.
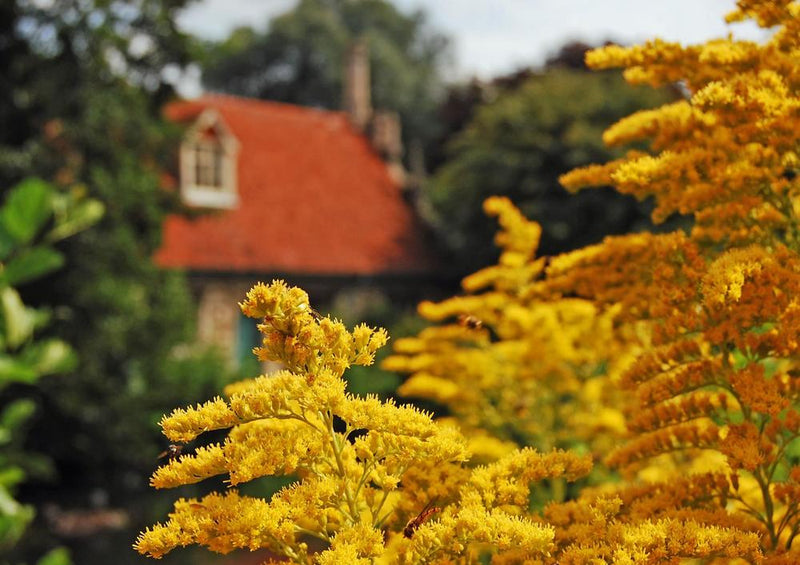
343 41 372 130
370 110 405 185
343 40 406 185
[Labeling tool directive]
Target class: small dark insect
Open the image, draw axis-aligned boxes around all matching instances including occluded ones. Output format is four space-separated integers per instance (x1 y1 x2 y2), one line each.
782 168 797 181
157 444 184 461
458 314 483 330
298 304 323 321
403 503 441 538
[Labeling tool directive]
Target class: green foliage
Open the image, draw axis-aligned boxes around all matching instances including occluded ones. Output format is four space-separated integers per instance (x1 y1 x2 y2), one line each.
0 180 100 390
200 0 450 153
0 180 51 245
425 68 675 273
0 2 234 562
0 178 101 561
0 0 197 187
0 0 218 464
33 548 70 565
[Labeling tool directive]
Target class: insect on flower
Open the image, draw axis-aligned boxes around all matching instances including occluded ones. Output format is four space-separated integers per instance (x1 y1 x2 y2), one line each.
157 444 184 461
458 314 483 330
403 502 441 538
297 303 323 321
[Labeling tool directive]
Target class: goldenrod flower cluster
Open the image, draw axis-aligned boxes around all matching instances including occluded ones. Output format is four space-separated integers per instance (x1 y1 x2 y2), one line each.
384 196 633 471
135 280 587 564
136 1 800 563
540 1 800 561
393 0 800 561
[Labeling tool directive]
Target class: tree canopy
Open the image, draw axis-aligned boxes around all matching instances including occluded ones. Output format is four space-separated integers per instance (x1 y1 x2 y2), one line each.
424 65 676 273
199 0 450 155
0 2 231 562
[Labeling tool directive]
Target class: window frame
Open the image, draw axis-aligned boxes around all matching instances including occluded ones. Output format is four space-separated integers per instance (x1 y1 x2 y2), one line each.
180 109 240 209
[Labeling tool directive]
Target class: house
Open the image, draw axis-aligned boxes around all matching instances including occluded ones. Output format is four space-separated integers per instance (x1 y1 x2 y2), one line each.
155 44 445 364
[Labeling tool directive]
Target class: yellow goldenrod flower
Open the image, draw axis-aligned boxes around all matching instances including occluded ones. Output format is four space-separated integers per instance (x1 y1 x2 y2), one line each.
138 2 800 562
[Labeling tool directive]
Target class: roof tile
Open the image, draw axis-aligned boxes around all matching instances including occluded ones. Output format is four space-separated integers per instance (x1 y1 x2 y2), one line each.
156 95 438 276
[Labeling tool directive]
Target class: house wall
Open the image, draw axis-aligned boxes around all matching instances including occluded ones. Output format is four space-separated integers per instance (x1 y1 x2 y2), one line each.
195 279 252 362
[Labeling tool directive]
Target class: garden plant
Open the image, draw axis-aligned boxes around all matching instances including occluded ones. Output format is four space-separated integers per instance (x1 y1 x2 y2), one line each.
0 178 103 564
136 1 800 562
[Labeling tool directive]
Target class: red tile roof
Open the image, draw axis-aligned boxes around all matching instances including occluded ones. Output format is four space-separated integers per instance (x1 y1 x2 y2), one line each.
156 94 438 276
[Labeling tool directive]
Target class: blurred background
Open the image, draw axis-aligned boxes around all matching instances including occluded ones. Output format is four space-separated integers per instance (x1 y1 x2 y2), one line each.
0 1 766 563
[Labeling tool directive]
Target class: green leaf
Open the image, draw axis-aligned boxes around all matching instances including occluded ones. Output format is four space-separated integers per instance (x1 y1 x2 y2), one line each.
0 179 53 245
1 246 65 287
30 307 52 333
19 452 55 481
19 339 77 376
47 199 105 242
0 484 34 549
0 223 16 262
0 287 36 348
36 547 72 565
785 435 800 459
0 467 25 489
0 399 35 432
0 355 38 386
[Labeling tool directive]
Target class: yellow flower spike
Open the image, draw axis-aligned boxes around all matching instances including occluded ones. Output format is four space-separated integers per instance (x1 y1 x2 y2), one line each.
615 519 762 564
151 443 227 488
240 280 389 375
397 374 462 405
351 323 375 350
222 369 346 422
135 491 298 559
314 544 372 565
464 449 593 509
160 397 238 443
402 503 555 564
559 155 635 193
324 522 384 561
274 476 340 524
602 100 717 149
224 419 324 484
701 245 767 305
726 0 795 28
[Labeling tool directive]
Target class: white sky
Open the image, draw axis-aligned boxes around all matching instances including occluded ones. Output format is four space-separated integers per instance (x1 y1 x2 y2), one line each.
176 0 769 84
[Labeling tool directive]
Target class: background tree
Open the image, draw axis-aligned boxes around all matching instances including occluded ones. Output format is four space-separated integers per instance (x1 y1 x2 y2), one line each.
0 2 233 563
426 42 601 175
423 55 676 274
199 0 451 162
425 79 488 175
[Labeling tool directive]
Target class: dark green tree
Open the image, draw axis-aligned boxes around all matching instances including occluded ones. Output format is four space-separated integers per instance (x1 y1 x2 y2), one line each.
0 2 232 562
424 66 676 274
200 0 450 157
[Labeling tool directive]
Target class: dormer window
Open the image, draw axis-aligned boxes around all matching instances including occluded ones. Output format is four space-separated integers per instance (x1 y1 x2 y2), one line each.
180 109 239 209
192 138 225 188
